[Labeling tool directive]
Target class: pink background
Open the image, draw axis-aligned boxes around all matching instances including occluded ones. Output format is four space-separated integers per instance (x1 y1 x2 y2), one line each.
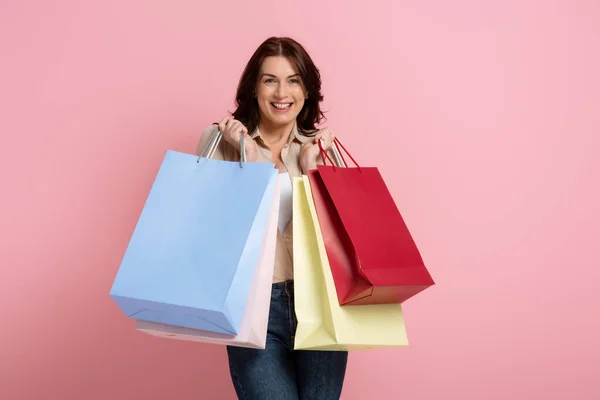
1 1 599 399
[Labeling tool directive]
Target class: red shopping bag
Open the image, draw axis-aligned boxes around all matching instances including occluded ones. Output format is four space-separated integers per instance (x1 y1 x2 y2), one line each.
306 139 434 305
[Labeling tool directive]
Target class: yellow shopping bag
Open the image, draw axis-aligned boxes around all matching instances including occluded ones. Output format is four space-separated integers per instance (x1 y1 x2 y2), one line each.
293 176 409 351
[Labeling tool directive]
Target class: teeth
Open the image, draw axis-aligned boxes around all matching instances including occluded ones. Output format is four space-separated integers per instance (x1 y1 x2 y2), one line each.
272 103 292 109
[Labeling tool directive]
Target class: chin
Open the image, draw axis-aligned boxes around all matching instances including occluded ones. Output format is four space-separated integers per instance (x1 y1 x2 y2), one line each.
266 114 297 127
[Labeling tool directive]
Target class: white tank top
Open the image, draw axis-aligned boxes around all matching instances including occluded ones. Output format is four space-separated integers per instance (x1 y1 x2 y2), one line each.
277 173 293 233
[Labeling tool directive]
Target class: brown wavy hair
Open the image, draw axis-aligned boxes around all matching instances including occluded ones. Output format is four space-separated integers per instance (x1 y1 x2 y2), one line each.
232 36 325 136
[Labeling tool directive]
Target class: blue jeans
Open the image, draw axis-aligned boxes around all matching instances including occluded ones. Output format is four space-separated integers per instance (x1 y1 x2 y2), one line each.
226 280 348 399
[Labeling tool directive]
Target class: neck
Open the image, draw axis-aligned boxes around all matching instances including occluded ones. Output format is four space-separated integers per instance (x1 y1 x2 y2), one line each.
258 120 295 145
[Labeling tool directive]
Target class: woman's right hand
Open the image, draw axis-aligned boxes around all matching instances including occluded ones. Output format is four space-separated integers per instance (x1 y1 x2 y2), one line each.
218 116 257 162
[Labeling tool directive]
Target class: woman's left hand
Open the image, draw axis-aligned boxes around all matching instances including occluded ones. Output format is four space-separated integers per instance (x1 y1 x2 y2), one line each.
300 129 336 172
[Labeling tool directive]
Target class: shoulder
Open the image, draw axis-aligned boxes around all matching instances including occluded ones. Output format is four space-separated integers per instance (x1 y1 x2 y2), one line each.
195 124 218 155
199 124 219 143
196 123 225 159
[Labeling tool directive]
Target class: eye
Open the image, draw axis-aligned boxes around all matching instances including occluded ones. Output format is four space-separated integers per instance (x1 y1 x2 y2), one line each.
289 79 300 84
264 78 276 83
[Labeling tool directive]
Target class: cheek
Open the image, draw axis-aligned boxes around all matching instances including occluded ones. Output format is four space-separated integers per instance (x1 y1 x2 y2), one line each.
257 92 268 104
295 94 306 109
293 89 306 106
256 89 271 113
256 85 272 101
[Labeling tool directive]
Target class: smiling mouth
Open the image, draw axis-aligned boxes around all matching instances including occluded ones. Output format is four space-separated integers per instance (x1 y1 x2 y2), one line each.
271 103 293 110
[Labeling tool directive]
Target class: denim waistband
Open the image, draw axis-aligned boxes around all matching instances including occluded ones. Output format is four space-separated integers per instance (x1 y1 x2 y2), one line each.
271 280 294 297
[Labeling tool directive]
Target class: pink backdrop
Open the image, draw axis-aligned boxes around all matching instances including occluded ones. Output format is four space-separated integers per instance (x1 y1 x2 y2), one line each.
1 1 599 399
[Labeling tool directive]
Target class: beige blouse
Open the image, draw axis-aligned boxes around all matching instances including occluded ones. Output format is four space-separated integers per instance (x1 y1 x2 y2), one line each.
195 122 334 283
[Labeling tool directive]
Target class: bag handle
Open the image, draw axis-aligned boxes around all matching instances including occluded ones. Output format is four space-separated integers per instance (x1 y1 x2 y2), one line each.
197 123 246 168
318 138 362 173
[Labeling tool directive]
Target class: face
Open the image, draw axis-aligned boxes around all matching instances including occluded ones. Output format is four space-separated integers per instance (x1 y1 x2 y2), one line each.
256 56 307 130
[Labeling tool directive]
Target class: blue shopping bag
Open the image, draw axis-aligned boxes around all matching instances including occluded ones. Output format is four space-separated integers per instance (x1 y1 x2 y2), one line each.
110 139 277 335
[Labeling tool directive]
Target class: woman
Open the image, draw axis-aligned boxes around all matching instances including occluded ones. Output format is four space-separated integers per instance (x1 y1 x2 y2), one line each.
196 37 348 399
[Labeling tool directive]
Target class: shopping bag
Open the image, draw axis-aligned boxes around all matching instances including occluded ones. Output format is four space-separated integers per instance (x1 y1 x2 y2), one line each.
293 176 408 351
134 173 281 348
306 139 434 305
110 141 278 335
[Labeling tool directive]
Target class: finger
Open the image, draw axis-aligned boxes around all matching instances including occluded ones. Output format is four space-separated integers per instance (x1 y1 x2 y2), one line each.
321 129 334 145
218 116 233 134
230 120 248 136
231 121 247 135
314 132 332 149
225 118 237 131
224 121 241 142
242 130 254 143
313 132 325 144
230 122 248 140
316 138 328 154
219 116 232 125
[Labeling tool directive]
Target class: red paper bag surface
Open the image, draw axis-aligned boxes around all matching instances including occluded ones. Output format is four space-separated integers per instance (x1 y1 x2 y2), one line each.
307 140 434 305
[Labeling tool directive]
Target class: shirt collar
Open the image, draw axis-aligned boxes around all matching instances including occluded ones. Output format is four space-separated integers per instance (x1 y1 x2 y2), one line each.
250 122 313 145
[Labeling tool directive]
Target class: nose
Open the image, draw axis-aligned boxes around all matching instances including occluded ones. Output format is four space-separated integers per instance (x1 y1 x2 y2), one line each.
275 83 288 98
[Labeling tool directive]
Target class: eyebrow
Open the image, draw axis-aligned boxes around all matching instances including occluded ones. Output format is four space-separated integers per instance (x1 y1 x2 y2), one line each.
260 73 301 79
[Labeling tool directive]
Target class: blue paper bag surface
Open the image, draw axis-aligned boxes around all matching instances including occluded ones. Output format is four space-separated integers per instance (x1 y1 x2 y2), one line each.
110 150 277 335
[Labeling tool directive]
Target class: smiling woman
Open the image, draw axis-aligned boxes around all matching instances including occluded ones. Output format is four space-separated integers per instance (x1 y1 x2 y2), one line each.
257 65 305 122
232 36 325 137
195 37 346 400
